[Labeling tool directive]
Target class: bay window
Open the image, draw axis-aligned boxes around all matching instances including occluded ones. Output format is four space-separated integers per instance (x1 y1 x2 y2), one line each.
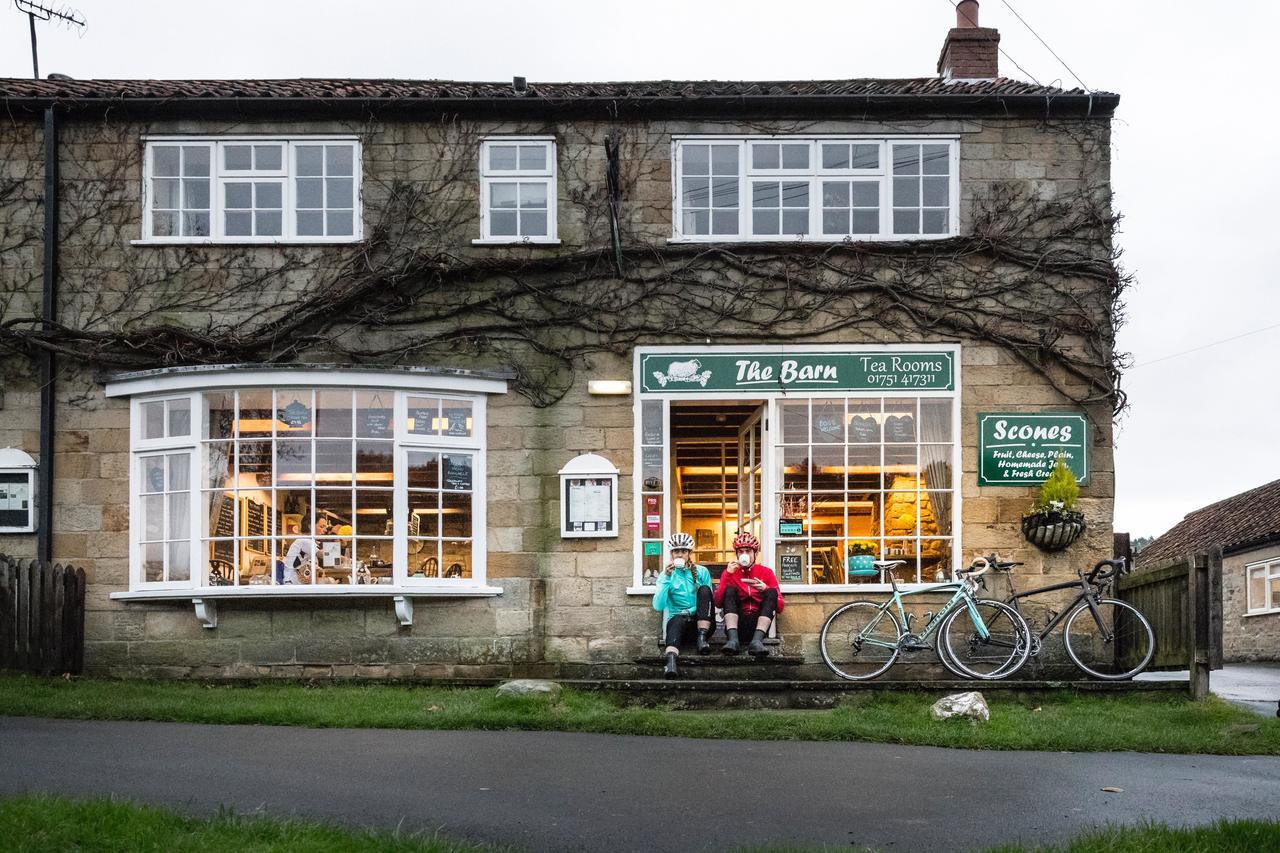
142 137 361 243
111 370 502 595
673 136 958 242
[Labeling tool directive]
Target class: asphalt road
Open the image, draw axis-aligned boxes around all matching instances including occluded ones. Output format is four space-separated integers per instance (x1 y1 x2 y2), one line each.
2 716 1278 852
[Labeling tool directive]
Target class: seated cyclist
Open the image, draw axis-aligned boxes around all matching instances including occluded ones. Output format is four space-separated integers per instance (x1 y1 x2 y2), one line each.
652 531 714 679
714 531 784 657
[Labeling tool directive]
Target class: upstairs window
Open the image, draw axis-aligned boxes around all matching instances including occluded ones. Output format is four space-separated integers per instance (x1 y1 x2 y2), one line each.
478 138 557 243
672 137 957 242
143 137 361 243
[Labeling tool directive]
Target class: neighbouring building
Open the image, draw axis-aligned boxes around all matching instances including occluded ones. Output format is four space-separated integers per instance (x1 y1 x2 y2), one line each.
0 2 1124 679
1140 478 1280 663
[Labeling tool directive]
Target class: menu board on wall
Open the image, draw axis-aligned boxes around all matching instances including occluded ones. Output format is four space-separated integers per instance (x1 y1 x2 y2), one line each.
444 407 470 436
779 554 803 583
978 412 1089 486
243 498 269 552
443 454 472 491
408 405 436 435
564 478 613 534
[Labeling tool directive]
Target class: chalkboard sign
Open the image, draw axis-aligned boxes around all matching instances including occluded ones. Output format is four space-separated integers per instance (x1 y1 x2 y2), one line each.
211 493 235 562
278 398 312 428
884 414 916 443
779 554 803 582
358 394 393 438
443 454 472 491
243 499 269 551
849 415 880 443
444 407 470 437
408 405 436 435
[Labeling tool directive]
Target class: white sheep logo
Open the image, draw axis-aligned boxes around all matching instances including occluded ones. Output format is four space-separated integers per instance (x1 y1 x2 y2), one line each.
652 359 712 387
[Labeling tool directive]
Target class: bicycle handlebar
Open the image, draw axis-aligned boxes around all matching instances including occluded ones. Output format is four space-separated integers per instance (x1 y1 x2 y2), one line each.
960 558 991 578
1085 557 1127 583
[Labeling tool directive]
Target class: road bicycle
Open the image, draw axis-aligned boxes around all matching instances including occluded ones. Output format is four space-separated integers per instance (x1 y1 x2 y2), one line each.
819 558 1032 681
980 554 1156 680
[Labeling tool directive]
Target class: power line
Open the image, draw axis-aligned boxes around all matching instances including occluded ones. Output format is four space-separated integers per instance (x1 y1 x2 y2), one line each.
944 0 1042 85
1000 0 1091 92
1131 321 1280 369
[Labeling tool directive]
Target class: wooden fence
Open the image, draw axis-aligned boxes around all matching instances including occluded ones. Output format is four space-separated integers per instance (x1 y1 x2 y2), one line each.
0 555 86 675
1117 543 1222 698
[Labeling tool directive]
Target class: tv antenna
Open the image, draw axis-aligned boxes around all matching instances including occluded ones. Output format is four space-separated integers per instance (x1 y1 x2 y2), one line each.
13 0 86 80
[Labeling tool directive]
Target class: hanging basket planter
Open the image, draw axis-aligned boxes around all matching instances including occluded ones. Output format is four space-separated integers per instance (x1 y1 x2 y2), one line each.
1021 510 1086 552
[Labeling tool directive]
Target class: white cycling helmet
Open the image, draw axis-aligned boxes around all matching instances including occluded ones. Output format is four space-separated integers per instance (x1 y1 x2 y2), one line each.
667 531 695 551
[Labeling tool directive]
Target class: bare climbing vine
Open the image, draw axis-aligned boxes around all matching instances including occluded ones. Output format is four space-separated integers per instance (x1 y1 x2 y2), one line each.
0 114 1129 417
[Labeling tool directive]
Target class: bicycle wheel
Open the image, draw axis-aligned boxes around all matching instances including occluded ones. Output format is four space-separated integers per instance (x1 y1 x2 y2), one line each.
940 599 1031 680
1063 598 1156 680
820 601 902 681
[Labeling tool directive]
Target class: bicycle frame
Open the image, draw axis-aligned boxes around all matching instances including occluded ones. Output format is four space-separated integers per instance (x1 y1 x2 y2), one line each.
858 577 989 650
1004 575 1112 642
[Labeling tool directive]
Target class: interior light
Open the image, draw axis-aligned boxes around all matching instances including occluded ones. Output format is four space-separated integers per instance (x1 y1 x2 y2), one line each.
587 380 633 396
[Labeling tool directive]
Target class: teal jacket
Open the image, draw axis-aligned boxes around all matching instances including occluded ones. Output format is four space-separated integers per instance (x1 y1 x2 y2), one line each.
652 564 712 618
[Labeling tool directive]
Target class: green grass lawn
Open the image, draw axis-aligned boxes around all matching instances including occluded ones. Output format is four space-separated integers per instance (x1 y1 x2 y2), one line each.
3 796 1278 853
1 673 1277 754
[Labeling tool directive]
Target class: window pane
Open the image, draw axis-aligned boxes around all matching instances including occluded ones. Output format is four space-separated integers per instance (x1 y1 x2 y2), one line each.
153 146 180 177
183 179 210 210
782 182 808 208
681 144 709 175
296 145 323 176
441 400 474 437
254 144 283 170
408 490 440 537
682 176 709 209
922 177 948 207
225 183 252 209
151 211 178 237
407 450 440 490
518 144 546 171
205 392 235 440
256 182 283 209
168 542 191 582
355 440 393 479
168 452 190 491
297 211 323 236
781 400 808 444
810 445 844 492
326 210 353 236
752 143 779 170
142 401 165 440
314 440 353 485
711 211 737 234
851 144 879 169
851 210 878 233
183 146 210 176
203 442 233 490
753 182 780 207
168 492 190 539
823 181 849 207
326 177 354 208
237 390 273 438
489 144 518 170
256 211 282 236
491 183 517 209
781 143 809 169
782 210 808 234
922 209 948 234
326 145 354 176
521 210 548 236
892 145 920 175
811 399 844 443
141 456 165 494
237 440 272 487
922 144 950 175
821 144 849 170
442 491 472 537
442 453 473 492
520 182 547 209
224 145 253 170
893 177 919 207
152 178 179 209
142 494 164 540
490 210 518 236
354 489 393 535
314 389 352 437
752 210 779 235
711 177 737 209
297 178 323 209
1249 567 1266 610
144 542 164 582
823 209 849 234
274 439 312 482
183 212 211 237
442 539 471 579
893 209 919 234
710 145 738 175
851 182 878 207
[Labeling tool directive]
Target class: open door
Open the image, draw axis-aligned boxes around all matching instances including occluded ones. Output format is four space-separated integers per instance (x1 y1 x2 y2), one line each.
736 404 765 548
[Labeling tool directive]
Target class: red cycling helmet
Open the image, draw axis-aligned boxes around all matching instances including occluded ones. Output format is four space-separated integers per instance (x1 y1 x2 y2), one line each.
732 531 760 552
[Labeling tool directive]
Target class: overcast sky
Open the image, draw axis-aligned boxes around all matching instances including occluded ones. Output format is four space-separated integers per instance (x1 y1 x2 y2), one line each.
3 1 1275 539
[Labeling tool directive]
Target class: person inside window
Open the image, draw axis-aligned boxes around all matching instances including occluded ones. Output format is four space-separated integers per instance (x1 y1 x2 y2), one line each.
278 515 331 584
714 530 784 657
652 531 713 679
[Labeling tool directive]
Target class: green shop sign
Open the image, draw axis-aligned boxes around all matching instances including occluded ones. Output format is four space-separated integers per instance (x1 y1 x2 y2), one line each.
978 412 1089 487
638 351 954 394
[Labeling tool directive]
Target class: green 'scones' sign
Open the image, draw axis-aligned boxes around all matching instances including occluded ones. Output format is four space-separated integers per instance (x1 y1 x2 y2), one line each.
638 351 954 393
978 413 1089 486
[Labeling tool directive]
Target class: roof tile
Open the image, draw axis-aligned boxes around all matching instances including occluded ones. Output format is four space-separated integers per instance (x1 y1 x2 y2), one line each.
1139 478 1280 564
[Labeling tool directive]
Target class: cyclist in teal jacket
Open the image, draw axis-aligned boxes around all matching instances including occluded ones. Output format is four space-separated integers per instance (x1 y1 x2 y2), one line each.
652 531 714 679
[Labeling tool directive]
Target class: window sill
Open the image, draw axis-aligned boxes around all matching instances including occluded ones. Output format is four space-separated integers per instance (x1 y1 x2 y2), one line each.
131 238 364 247
627 582 953 596
665 235 954 246
111 585 503 601
1244 609 1280 618
471 238 562 246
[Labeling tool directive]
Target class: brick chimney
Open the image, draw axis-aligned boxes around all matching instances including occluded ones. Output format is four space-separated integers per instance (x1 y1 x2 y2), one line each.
938 0 1000 81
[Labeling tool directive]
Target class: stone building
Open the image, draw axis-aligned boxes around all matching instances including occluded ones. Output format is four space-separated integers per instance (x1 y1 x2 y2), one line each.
1140 478 1280 663
0 3 1124 679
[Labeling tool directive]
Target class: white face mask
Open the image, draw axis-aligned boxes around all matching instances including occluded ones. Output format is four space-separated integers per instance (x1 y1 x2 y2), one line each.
672 556 687 567
737 552 753 565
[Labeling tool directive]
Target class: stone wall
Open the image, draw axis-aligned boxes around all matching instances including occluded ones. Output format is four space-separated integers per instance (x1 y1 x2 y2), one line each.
1222 547 1280 662
0 108 1116 678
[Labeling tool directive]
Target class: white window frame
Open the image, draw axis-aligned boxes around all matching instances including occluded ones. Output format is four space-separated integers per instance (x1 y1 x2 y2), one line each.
670 135 960 244
474 136 560 245
628 344 962 595
1246 557 1280 615
108 369 505 598
138 135 363 245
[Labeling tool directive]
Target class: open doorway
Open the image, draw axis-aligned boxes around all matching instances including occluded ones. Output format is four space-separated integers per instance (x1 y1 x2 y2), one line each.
670 400 765 579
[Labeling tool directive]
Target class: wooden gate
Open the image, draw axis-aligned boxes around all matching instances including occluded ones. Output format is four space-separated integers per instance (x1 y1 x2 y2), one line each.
0 555 86 675
1116 540 1222 698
